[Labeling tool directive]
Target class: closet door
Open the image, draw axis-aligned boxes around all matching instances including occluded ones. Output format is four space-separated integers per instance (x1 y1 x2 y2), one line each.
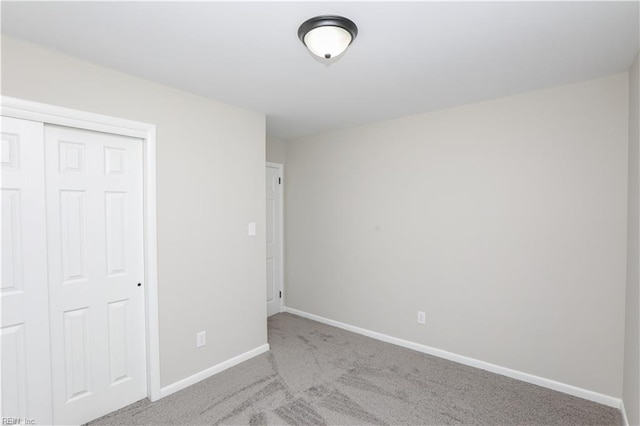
45 125 146 425
1 117 53 424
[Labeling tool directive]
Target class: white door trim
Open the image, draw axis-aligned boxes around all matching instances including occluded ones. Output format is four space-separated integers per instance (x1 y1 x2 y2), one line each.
1 96 162 402
266 161 284 313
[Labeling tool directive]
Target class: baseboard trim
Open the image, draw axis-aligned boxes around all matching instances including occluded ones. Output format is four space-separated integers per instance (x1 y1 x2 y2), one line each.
284 307 621 409
159 343 270 399
620 400 629 426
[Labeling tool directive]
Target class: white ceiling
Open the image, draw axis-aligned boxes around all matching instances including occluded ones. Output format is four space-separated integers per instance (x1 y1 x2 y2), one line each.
2 1 639 140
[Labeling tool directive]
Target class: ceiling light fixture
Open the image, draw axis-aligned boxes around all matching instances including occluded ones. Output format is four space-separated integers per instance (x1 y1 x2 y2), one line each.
298 15 358 60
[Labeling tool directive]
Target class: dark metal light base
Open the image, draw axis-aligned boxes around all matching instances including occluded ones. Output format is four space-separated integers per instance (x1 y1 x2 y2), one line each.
297 15 358 46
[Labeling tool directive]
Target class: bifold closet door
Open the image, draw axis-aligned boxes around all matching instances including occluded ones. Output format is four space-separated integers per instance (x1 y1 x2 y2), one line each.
1 117 53 424
44 125 147 425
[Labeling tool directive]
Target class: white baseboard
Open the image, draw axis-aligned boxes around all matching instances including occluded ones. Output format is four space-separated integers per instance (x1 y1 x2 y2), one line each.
159 343 270 399
621 400 629 426
284 307 622 409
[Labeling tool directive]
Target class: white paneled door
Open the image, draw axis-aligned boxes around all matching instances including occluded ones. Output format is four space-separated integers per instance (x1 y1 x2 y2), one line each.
266 164 282 316
44 125 147 425
1 114 148 425
1 117 53 424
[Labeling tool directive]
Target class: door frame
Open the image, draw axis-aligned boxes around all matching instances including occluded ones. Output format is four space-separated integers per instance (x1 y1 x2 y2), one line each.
1 96 162 402
266 162 284 313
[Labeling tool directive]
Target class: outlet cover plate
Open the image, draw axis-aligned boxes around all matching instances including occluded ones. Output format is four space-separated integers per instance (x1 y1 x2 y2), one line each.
197 331 206 347
417 311 426 325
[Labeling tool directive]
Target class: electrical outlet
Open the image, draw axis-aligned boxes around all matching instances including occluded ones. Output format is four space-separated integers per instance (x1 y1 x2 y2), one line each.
196 331 206 347
417 311 426 325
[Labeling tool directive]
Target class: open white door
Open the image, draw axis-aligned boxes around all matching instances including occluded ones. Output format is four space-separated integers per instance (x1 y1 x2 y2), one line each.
266 163 283 316
45 125 147 425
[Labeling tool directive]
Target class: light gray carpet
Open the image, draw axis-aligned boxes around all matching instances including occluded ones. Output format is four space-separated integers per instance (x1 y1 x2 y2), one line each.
90 313 622 425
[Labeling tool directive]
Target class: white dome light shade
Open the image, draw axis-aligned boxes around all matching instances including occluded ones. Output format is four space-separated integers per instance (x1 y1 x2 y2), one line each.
298 15 358 60
303 26 352 59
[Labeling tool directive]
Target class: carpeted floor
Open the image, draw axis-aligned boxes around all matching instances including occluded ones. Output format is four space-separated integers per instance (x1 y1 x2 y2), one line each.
90 312 622 425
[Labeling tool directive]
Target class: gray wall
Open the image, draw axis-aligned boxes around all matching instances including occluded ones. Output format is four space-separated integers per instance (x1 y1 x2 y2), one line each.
1 36 267 388
624 50 640 426
266 136 286 164
285 74 629 397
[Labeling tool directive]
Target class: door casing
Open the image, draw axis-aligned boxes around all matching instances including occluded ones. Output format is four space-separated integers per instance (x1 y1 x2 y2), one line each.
1 96 162 403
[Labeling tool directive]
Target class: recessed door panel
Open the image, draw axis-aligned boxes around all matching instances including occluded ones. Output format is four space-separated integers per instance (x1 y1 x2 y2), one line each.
63 308 92 402
267 258 275 303
1 132 20 170
266 199 275 245
104 147 125 175
108 299 131 385
105 192 127 276
1 324 27 418
59 141 85 173
60 190 87 284
1 189 23 294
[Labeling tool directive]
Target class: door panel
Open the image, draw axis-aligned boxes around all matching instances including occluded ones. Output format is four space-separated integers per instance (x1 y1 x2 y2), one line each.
105 192 127 275
266 165 282 316
62 308 91 402
1 324 27 417
0 117 52 424
45 125 146 425
107 299 131 385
